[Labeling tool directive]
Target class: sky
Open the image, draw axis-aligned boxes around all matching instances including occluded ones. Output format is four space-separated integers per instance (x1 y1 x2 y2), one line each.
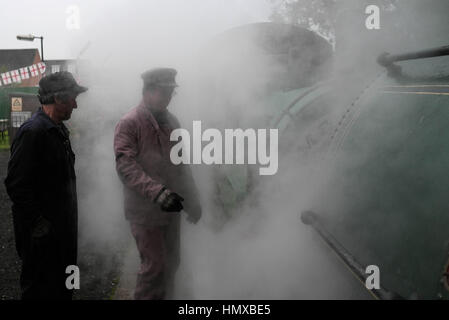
0 0 272 60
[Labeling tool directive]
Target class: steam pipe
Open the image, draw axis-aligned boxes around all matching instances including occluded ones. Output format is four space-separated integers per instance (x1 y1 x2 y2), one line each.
300 211 403 300
378 45 449 67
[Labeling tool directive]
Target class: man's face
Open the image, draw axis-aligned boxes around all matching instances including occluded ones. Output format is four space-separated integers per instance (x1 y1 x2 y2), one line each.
54 92 78 121
143 86 176 112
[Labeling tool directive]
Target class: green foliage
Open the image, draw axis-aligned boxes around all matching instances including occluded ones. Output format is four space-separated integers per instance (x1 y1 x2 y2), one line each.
0 131 10 150
270 0 338 41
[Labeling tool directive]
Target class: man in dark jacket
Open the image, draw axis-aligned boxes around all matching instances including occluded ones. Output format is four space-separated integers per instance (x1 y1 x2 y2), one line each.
114 68 202 300
4 71 88 300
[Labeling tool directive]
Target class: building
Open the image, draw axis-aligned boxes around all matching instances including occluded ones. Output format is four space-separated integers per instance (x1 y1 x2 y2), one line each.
0 48 43 87
45 59 79 77
0 50 81 140
0 49 43 139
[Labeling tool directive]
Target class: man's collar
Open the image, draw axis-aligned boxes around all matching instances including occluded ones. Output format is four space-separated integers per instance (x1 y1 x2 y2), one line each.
138 101 161 131
36 108 58 130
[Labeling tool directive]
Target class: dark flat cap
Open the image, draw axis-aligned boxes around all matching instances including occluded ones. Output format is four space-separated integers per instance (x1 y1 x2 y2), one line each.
141 68 178 87
39 71 88 96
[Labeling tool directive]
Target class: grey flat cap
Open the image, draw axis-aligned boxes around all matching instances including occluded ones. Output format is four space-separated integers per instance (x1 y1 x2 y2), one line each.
39 71 88 96
141 68 178 87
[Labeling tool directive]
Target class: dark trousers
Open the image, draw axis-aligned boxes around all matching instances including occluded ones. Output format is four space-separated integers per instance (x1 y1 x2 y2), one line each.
130 218 180 300
13 216 74 300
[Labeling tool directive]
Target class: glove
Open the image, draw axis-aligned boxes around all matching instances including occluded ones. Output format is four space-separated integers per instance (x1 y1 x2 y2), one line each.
156 188 184 212
186 203 202 224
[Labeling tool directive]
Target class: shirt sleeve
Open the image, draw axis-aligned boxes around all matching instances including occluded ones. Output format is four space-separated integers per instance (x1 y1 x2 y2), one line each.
113 118 165 201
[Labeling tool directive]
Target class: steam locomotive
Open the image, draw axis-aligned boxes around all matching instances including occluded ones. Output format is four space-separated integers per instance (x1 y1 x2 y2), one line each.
207 22 449 299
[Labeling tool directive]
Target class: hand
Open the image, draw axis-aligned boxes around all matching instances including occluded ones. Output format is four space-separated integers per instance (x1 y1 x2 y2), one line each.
156 188 184 212
186 204 202 224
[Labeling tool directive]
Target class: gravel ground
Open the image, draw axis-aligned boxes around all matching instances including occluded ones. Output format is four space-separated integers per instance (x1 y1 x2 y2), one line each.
0 150 123 300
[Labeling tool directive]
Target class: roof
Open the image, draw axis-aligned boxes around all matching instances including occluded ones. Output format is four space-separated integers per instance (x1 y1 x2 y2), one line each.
45 59 76 65
0 49 40 72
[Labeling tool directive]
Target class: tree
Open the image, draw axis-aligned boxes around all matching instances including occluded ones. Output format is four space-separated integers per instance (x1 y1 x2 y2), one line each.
269 0 449 77
270 0 397 45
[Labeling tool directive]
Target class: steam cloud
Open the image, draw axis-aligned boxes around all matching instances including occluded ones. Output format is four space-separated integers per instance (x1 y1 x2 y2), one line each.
64 0 449 299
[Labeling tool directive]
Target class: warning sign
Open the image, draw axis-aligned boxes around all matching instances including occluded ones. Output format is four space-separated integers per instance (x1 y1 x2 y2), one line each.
11 97 22 112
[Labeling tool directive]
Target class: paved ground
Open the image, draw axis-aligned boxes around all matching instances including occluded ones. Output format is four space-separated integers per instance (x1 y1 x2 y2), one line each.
111 241 137 300
0 151 21 299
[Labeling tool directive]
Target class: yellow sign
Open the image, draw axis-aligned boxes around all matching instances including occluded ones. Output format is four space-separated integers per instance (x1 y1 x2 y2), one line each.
11 97 23 112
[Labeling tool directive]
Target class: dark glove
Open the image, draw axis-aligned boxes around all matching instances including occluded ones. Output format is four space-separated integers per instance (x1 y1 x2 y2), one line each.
186 203 202 224
156 188 184 212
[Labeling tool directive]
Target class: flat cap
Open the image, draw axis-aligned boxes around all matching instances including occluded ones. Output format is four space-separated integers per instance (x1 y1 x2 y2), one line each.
39 71 88 96
141 68 178 88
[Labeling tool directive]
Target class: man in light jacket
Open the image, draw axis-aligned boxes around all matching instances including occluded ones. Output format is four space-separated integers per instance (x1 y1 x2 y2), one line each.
114 68 202 300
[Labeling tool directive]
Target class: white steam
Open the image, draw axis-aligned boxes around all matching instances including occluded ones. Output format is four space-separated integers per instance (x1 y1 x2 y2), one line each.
65 0 449 299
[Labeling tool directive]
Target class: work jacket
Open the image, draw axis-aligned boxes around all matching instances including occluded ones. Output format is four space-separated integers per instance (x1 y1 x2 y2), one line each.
4 108 78 266
113 101 200 226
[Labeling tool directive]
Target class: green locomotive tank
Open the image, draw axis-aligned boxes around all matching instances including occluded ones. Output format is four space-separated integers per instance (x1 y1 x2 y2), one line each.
303 48 449 300
204 21 449 299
